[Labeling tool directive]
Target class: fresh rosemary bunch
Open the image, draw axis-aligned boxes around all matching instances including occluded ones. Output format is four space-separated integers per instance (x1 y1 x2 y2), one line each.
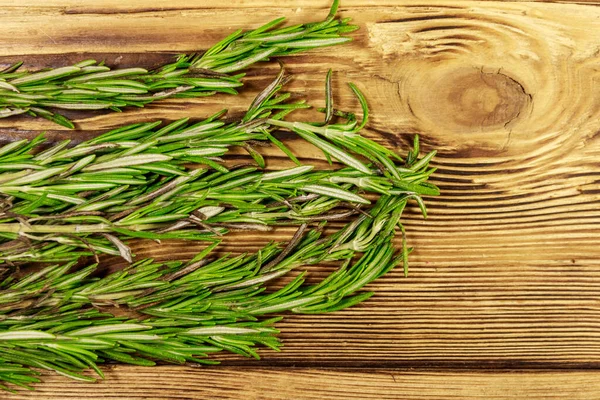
0 195 408 392
0 72 438 264
0 0 356 128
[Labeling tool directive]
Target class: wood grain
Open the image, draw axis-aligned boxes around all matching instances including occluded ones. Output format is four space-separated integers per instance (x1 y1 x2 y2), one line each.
0 0 599 396
4 366 600 400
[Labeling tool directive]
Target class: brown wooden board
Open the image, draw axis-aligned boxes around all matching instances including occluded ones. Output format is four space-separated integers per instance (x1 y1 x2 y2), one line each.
1 0 599 398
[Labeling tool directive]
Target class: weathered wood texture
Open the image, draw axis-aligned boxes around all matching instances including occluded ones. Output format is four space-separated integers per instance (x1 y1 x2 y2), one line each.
5 367 600 400
1 0 600 398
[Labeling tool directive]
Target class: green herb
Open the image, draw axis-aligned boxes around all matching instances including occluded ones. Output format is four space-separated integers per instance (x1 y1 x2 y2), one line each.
0 1 356 128
0 36 440 391
0 73 437 265
0 195 411 392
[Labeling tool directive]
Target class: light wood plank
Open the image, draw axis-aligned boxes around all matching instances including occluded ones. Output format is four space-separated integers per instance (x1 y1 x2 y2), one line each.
5 366 600 400
2 0 600 9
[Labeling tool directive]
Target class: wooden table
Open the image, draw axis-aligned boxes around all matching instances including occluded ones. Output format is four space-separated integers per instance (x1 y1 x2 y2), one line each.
2 0 600 398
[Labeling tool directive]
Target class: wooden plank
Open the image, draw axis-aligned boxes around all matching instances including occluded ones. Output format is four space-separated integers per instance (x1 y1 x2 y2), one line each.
0 0 599 371
4 366 600 400
92 227 600 368
2 0 600 9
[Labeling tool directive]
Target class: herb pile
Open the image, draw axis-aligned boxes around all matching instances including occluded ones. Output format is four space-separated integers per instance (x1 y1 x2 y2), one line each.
0 1 438 393
0 195 410 389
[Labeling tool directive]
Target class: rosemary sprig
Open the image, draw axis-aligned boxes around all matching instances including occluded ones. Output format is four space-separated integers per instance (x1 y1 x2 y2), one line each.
0 68 438 393
0 195 407 392
0 1 356 128
0 73 438 264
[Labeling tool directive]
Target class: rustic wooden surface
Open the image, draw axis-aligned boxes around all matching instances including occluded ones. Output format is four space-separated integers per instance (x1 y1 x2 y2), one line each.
2 0 600 398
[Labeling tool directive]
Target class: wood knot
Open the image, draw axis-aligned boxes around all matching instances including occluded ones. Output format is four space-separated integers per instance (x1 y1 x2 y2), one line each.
407 67 530 134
